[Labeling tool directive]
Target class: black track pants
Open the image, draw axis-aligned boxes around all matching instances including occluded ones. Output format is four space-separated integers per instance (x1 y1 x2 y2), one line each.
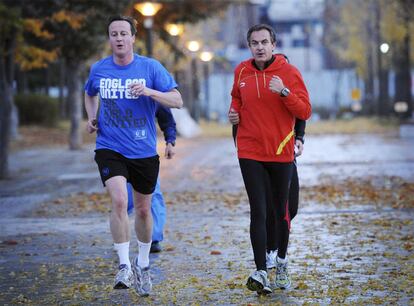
267 161 299 255
239 158 293 271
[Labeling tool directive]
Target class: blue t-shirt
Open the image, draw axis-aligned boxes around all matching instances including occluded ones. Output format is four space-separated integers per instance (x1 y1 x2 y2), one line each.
84 54 177 158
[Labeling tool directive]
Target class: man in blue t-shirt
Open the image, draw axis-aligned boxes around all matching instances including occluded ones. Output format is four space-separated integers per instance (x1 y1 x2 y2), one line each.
84 15 183 297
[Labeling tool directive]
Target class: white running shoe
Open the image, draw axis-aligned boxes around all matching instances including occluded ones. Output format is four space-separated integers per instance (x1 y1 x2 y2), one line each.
132 256 152 296
113 264 134 289
246 270 272 295
266 250 277 269
275 258 291 289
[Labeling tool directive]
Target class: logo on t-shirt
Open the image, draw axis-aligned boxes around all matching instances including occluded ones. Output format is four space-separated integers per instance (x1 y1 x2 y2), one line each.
99 78 146 99
134 129 147 140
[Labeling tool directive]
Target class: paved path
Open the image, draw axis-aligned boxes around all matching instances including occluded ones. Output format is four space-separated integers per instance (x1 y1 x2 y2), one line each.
0 133 413 305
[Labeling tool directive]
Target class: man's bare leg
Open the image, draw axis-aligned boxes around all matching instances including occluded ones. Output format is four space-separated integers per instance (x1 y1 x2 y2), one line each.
106 176 130 243
105 176 133 289
134 191 153 243
134 190 153 268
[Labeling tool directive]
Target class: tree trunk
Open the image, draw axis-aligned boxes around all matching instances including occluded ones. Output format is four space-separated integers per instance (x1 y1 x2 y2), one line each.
378 69 390 116
59 59 66 118
392 0 413 118
374 1 390 117
363 5 376 116
0 60 13 178
363 54 375 115
332 70 343 118
191 57 200 121
0 35 16 178
66 61 83 150
45 66 50 95
393 36 411 118
182 66 194 115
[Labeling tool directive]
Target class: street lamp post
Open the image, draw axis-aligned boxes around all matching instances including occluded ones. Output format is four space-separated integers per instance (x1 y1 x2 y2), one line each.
199 51 214 121
134 2 163 57
378 42 390 116
186 40 201 121
165 23 184 80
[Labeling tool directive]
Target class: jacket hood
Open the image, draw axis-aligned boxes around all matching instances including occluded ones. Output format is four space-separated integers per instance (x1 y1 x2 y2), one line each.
241 54 288 72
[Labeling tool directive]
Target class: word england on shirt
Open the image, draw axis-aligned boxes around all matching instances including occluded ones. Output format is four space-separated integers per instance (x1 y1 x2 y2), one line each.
99 78 147 99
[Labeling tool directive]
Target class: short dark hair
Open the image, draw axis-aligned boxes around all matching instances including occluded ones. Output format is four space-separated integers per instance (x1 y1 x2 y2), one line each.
247 24 276 46
107 15 137 36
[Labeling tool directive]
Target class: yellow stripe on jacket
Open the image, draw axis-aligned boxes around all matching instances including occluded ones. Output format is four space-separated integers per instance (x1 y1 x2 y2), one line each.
276 130 294 155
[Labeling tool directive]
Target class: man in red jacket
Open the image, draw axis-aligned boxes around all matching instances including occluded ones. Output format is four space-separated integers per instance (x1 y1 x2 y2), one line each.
229 24 311 294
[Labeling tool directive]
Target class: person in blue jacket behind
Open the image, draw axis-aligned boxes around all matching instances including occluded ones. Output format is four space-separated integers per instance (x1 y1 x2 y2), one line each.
127 102 176 253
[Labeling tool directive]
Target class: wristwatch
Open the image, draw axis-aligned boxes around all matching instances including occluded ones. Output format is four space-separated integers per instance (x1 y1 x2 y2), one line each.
280 87 290 97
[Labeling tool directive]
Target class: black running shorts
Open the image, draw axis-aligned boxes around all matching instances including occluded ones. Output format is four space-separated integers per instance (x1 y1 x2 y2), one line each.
94 149 159 194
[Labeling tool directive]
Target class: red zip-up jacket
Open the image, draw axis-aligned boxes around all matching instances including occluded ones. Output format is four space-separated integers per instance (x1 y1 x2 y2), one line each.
230 55 311 162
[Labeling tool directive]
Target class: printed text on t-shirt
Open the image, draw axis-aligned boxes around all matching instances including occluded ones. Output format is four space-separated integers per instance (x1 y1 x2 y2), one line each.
99 78 147 99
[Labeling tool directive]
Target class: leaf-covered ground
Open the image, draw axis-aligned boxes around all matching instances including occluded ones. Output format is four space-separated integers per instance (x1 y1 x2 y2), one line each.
1 176 413 305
